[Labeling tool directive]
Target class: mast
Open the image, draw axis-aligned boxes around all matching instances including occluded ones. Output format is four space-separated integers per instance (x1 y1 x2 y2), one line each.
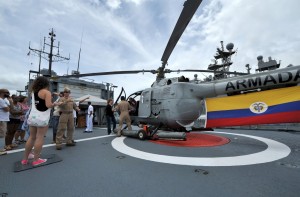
208 41 236 79
28 28 70 77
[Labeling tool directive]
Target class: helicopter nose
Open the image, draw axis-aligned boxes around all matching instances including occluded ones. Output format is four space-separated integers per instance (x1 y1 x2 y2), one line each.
173 99 202 126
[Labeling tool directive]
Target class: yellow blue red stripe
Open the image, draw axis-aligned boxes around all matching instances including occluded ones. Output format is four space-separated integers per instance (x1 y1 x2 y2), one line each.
206 86 300 111
208 101 300 119
206 86 300 127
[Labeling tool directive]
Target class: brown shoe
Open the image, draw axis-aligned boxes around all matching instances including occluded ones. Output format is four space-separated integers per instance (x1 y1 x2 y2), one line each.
56 145 62 150
71 140 77 144
117 131 122 137
66 142 76 146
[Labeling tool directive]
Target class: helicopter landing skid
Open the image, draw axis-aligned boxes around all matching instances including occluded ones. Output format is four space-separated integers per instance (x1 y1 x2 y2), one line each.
154 131 186 141
121 124 186 141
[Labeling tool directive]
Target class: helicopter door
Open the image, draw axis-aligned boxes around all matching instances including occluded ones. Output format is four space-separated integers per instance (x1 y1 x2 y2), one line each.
138 89 151 117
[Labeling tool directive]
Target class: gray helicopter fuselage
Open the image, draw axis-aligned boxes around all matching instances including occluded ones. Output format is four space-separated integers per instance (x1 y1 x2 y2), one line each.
137 84 204 129
136 65 300 129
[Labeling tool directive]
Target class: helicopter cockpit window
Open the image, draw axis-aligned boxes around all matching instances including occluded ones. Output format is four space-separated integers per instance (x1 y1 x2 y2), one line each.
141 91 150 104
128 97 138 116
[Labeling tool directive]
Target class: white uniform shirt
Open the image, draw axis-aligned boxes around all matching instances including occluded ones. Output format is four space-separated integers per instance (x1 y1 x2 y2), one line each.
0 98 9 121
88 105 94 116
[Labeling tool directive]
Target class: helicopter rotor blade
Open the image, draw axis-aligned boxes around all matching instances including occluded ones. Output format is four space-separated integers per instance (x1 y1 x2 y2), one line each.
114 87 126 106
161 0 203 66
52 70 157 79
167 69 248 76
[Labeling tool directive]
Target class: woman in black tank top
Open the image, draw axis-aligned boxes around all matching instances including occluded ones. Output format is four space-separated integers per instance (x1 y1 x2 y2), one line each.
22 76 61 166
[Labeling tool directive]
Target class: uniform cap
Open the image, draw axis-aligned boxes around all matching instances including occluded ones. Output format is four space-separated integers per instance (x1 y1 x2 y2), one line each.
64 87 71 93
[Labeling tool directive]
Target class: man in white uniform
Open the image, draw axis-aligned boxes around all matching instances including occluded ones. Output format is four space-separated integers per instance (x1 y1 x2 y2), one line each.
84 102 94 133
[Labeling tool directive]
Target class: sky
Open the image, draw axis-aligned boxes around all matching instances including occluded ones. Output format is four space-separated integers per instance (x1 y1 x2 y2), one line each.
1 0 300 98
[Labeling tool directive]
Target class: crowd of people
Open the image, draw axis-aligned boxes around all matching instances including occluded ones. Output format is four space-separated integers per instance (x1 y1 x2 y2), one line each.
0 90 30 156
0 76 135 166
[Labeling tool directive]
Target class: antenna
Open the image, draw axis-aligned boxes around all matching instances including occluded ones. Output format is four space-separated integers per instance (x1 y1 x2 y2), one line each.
245 64 251 74
77 30 84 73
207 41 236 79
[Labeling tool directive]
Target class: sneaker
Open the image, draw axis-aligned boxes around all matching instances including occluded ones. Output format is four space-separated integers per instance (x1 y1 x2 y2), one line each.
28 153 35 159
21 159 28 165
32 158 47 166
14 140 21 145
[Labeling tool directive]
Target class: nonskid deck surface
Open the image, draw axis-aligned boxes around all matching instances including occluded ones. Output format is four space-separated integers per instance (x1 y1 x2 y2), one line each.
0 126 299 197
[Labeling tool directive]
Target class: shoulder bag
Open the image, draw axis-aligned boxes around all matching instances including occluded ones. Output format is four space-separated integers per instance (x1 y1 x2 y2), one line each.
27 93 51 127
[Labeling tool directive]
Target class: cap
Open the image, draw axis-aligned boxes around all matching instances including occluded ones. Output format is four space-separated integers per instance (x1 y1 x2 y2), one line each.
0 89 10 94
64 87 71 93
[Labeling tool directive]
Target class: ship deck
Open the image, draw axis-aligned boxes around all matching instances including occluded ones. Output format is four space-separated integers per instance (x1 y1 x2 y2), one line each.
0 126 299 197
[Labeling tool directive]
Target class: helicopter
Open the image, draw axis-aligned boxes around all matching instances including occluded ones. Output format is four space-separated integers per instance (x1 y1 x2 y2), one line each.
54 0 300 139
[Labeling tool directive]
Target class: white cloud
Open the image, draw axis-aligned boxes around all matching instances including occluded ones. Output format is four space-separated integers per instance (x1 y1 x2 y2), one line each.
0 0 299 97
105 0 147 10
125 0 147 5
106 0 122 9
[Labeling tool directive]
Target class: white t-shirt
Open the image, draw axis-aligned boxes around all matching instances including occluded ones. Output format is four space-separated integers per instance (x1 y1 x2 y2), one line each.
0 98 9 121
73 101 79 118
88 105 94 116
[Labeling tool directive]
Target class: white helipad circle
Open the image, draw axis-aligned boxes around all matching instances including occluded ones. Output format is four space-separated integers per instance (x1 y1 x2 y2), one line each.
111 131 291 166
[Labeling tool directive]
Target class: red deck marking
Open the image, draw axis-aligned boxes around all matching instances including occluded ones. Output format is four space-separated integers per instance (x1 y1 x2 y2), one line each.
150 133 230 147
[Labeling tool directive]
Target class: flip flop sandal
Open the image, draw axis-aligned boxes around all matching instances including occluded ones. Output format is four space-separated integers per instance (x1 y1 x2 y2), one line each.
4 145 12 151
